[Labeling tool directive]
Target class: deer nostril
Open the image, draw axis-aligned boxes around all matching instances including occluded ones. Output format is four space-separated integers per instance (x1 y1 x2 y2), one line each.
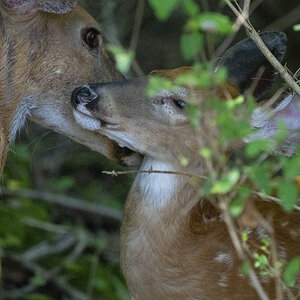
78 86 92 98
71 85 99 108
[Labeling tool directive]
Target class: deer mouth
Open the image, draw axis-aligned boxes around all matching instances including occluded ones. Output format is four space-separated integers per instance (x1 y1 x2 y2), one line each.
73 103 120 131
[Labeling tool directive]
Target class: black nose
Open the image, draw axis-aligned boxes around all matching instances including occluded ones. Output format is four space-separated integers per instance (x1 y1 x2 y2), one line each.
71 85 99 108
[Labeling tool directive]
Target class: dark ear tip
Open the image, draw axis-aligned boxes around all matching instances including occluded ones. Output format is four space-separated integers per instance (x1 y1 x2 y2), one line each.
259 31 287 57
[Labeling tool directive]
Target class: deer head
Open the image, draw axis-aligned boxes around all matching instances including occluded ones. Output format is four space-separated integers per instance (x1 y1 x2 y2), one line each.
0 0 141 175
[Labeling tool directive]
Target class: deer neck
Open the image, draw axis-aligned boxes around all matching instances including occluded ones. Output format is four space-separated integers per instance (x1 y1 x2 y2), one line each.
121 156 204 298
122 155 200 250
0 23 39 142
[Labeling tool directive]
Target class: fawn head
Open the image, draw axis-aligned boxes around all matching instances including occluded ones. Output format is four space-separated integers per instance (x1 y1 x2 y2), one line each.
71 32 300 168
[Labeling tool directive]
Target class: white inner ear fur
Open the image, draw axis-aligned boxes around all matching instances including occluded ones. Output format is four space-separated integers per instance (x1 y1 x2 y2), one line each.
245 94 300 155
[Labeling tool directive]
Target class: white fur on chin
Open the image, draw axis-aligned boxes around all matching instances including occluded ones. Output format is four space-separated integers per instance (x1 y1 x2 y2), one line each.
73 104 102 131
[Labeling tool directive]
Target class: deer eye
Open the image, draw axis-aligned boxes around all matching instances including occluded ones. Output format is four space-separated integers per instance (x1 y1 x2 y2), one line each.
82 28 100 50
174 100 185 109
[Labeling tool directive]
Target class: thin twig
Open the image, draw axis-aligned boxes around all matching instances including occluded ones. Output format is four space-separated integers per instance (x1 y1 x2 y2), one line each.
225 0 300 97
222 203 270 300
102 169 207 180
129 0 146 53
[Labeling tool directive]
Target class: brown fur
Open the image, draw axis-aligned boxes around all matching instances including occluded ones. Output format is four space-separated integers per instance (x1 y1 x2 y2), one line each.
0 3 140 175
75 67 300 299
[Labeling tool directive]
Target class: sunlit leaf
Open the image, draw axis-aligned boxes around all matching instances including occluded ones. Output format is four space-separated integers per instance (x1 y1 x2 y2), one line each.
107 45 133 74
293 24 300 31
211 169 240 194
187 13 233 34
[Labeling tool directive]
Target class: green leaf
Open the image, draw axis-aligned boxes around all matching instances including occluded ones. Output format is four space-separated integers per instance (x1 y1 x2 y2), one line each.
281 155 300 180
181 0 199 17
187 103 201 127
283 257 300 287
199 147 212 159
31 274 46 287
278 181 298 212
230 199 244 217
245 139 273 158
107 45 133 74
187 13 233 34
293 24 300 31
214 67 228 85
148 0 178 21
242 231 248 242
241 261 251 275
247 164 272 194
211 169 240 194
180 32 204 60
146 76 172 97
178 154 189 166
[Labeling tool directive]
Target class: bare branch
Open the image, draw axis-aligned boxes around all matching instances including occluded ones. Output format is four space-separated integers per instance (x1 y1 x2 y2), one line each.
225 0 300 97
222 203 270 300
102 168 207 180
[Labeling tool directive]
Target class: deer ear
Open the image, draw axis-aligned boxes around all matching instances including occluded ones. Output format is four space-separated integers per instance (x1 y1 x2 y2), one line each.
38 0 77 14
218 31 287 99
2 0 77 14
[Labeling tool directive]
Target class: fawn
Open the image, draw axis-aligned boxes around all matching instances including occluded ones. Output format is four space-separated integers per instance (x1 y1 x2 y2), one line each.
72 32 300 299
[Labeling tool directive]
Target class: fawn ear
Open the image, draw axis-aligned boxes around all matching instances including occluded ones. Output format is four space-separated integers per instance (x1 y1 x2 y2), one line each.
218 31 287 99
2 0 77 14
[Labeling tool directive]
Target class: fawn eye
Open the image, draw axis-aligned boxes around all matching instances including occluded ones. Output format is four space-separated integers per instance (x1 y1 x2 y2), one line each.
82 28 100 49
174 100 185 109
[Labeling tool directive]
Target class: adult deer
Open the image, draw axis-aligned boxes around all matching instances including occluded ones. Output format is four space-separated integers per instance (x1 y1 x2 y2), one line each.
0 0 140 176
72 32 300 299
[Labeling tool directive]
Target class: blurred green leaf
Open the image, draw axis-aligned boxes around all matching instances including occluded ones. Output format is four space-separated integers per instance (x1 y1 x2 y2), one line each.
187 103 201 127
211 169 240 194
25 294 53 300
147 76 172 97
245 139 273 158
230 199 244 217
178 154 189 166
107 45 133 74
278 181 298 212
293 24 300 31
181 0 199 17
49 176 75 192
283 257 300 287
187 13 233 34
148 0 178 21
199 147 212 159
247 163 272 195
180 32 204 60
